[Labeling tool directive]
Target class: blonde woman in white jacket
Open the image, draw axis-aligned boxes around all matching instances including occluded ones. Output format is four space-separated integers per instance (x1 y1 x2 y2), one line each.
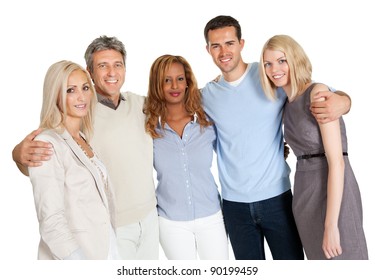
29 60 119 260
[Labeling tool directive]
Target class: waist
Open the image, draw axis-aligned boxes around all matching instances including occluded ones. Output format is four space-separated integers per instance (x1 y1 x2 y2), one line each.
297 152 348 160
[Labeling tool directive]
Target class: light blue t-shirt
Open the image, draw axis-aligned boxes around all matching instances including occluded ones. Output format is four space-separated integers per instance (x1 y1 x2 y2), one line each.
202 62 291 203
154 117 221 221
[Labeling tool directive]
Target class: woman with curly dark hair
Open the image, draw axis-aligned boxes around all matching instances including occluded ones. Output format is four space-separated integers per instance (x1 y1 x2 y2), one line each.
144 54 228 260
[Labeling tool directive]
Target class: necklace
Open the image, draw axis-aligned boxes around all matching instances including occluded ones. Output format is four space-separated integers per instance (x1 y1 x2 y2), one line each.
74 135 109 192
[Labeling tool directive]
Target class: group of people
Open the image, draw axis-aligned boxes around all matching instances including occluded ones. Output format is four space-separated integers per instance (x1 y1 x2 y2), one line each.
12 15 368 260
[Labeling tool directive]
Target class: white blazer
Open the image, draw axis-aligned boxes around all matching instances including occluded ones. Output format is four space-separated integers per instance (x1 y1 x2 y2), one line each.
29 129 116 260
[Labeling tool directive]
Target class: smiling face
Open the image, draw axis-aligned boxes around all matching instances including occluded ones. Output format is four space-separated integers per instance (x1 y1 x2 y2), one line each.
65 69 93 122
206 26 245 81
89 49 125 101
163 62 187 107
263 49 291 93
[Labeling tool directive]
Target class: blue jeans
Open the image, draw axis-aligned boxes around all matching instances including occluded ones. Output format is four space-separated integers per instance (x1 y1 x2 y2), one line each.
222 190 304 260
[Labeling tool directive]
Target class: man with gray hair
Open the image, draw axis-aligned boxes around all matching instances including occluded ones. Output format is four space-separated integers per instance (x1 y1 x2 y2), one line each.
12 35 159 260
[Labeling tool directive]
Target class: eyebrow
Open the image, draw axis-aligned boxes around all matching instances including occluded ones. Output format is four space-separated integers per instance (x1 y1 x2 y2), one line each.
67 82 89 87
211 39 236 45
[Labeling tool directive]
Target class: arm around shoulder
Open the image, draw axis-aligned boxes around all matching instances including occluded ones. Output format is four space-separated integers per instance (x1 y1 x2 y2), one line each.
310 89 352 124
12 128 53 176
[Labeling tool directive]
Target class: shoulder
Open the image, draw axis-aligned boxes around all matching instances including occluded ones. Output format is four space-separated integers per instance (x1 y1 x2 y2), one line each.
34 129 62 142
123 91 146 101
123 91 146 106
309 83 330 101
248 62 261 80
34 129 69 151
311 83 329 92
250 61 259 69
201 76 224 96
307 83 329 102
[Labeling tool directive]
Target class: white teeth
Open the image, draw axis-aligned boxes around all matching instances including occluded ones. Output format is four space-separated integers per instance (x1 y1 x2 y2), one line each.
273 74 284 79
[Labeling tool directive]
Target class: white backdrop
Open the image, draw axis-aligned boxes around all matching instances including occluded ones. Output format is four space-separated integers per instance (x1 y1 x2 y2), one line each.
1 0 373 278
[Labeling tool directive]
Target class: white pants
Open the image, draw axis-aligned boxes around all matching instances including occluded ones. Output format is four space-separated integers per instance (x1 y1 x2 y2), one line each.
116 208 159 260
159 210 229 260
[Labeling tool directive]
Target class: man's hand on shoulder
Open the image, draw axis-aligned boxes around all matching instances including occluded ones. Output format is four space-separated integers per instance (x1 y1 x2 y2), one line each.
310 90 351 124
12 128 53 176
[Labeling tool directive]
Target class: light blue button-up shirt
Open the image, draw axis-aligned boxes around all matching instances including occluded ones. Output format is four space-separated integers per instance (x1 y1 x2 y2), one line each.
154 117 221 221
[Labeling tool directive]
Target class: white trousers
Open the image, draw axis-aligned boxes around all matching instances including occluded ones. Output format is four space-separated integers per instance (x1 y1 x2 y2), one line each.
116 208 159 260
159 210 229 260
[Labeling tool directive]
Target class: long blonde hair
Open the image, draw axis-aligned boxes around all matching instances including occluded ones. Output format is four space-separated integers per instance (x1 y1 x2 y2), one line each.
39 60 96 140
144 54 211 139
260 35 312 101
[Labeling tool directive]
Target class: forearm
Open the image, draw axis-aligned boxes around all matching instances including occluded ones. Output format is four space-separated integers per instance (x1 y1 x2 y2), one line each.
12 144 29 176
325 163 345 227
334 91 351 115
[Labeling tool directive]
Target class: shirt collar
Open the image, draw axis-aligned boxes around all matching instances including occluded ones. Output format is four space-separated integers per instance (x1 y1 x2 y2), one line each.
96 93 126 110
158 113 198 126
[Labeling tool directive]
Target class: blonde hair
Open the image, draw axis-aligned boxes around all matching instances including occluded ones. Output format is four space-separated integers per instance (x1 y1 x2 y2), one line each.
144 54 211 139
40 60 96 140
260 35 312 101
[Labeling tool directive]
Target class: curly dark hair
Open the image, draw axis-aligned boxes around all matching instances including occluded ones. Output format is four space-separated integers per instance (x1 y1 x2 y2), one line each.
144 55 211 139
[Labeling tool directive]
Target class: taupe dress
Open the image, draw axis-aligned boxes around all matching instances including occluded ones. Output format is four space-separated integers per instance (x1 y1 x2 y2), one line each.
283 83 368 260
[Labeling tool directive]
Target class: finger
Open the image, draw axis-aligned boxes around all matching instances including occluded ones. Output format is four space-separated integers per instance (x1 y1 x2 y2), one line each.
311 112 329 120
315 117 331 124
26 128 43 141
324 250 332 259
336 247 343 256
28 148 53 161
328 249 336 259
310 102 327 109
25 161 44 168
314 90 333 99
28 140 53 149
313 113 329 119
21 155 51 166
20 149 52 165
332 248 341 257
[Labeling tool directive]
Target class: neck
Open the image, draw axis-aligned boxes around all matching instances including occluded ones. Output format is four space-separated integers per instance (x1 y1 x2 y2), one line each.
97 91 120 107
222 61 247 82
283 85 292 99
64 119 82 139
166 103 189 121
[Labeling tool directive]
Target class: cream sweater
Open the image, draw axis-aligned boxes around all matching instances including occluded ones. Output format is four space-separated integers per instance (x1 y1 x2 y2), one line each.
91 92 156 227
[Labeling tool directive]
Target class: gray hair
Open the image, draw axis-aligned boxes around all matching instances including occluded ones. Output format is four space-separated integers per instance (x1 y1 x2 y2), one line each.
84 35 127 72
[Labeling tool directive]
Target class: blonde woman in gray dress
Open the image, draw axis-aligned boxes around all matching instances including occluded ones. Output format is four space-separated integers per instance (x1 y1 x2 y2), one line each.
259 35 368 260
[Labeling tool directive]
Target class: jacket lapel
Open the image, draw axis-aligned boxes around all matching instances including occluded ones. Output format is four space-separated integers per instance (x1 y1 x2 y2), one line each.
60 129 110 210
